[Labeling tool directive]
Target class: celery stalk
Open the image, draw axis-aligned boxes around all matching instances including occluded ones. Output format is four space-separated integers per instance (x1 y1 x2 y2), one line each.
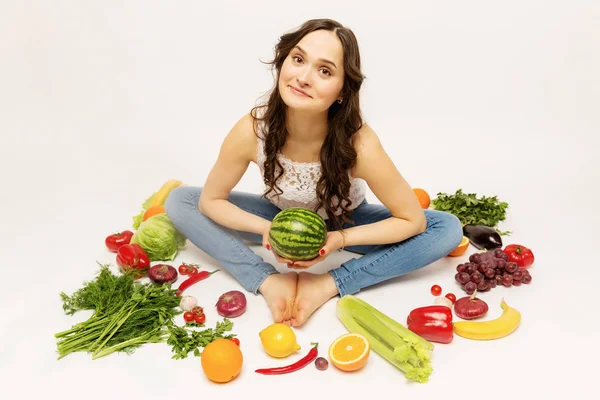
348 296 434 352
336 295 434 383
337 307 432 383
339 301 422 367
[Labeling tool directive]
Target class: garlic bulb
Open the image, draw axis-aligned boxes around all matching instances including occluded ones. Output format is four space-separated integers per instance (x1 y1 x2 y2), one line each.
179 295 198 311
434 296 453 309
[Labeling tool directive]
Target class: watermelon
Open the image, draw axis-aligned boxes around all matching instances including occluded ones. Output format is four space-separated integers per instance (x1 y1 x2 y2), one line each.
269 208 327 261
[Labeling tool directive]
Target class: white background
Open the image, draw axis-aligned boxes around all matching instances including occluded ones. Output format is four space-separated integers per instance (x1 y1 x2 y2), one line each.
2 0 599 399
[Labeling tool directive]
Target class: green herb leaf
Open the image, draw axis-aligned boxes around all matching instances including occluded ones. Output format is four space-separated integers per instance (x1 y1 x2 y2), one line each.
166 318 236 359
431 189 510 234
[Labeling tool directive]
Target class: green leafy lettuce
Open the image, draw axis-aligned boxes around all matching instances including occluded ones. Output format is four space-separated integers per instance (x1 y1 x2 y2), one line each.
132 193 156 230
130 213 186 261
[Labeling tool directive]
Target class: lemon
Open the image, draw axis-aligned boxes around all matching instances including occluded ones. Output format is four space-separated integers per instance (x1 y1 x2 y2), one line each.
259 323 301 358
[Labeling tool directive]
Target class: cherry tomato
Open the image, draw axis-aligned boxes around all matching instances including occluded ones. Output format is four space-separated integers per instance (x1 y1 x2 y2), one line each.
178 263 199 276
195 313 206 324
191 306 204 316
430 284 442 296
183 312 195 323
231 338 240 346
445 293 456 303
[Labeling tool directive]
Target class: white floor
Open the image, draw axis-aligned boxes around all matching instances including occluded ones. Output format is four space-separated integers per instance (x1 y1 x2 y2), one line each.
2 2 600 399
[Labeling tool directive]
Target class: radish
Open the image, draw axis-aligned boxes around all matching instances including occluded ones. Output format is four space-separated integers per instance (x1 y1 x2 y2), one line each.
215 290 247 318
148 264 178 284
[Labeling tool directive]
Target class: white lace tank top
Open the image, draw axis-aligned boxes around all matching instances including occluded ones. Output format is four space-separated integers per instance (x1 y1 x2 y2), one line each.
255 131 367 220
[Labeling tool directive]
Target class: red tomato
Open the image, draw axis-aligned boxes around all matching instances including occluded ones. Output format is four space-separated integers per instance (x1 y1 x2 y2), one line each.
105 230 133 252
430 284 442 296
178 263 199 275
183 312 195 322
191 306 204 316
231 338 240 346
195 313 206 324
503 244 535 269
445 293 456 303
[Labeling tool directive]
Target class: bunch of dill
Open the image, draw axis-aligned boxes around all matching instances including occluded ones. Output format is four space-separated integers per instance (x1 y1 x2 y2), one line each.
55 264 235 360
55 264 182 360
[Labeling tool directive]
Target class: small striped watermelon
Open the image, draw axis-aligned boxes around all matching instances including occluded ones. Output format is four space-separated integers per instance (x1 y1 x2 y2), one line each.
269 208 327 261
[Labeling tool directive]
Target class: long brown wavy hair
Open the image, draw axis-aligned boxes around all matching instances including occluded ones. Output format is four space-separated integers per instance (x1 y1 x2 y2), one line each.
251 18 366 230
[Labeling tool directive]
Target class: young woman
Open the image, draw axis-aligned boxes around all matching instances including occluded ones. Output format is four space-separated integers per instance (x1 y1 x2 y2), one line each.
165 18 463 327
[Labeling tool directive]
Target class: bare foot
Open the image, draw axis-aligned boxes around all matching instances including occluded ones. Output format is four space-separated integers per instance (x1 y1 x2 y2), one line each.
291 272 339 327
258 273 298 325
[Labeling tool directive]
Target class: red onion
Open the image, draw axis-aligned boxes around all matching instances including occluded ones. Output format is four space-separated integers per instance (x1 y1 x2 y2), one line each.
454 290 488 320
215 290 247 318
148 264 178 284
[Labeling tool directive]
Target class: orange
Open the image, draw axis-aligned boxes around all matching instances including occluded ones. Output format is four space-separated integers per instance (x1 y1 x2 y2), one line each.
448 236 470 257
328 333 370 372
200 338 243 383
413 188 430 209
142 205 166 222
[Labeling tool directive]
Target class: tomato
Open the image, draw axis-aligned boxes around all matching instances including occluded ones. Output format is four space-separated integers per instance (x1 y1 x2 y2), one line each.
503 244 535 269
231 338 240 346
178 263 199 276
183 312 195 322
445 293 456 303
191 306 204 316
116 244 150 278
105 230 133 252
195 313 206 324
430 284 442 296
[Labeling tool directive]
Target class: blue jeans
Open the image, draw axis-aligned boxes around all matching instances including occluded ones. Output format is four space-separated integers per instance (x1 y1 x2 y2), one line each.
165 186 463 297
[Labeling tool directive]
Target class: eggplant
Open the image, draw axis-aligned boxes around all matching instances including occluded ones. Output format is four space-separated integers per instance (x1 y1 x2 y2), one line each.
463 224 503 250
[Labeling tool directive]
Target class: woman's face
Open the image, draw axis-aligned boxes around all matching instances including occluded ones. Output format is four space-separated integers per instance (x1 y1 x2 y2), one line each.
278 30 345 113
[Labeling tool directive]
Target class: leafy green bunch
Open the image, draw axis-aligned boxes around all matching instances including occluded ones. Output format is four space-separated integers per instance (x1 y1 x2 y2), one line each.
55 264 235 360
431 189 510 234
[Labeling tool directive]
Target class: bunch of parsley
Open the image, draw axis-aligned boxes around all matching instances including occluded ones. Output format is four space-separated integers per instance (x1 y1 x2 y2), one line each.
431 189 511 235
167 319 235 359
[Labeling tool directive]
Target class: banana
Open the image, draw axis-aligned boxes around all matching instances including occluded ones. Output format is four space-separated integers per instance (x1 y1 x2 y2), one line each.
453 298 521 340
149 179 184 207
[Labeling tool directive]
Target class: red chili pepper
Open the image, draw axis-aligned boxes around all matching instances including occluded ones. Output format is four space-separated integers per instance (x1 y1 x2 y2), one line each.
503 244 535 269
176 269 219 296
407 305 454 344
255 342 319 375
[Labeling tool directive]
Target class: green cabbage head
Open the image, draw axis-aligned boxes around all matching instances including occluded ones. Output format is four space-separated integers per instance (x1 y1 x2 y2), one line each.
130 213 186 261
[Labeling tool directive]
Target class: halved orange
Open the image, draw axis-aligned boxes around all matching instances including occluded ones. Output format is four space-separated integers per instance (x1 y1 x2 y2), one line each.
142 205 166 222
448 236 470 257
328 332 370 372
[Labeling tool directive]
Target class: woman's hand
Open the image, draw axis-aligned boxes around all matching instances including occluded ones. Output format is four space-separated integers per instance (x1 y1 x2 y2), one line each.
262 222 296 267
288 231 345 270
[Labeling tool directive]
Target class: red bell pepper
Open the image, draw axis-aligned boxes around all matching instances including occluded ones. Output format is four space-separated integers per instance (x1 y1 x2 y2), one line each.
503 244 535 269
116 243 150 278
407 305 454 344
